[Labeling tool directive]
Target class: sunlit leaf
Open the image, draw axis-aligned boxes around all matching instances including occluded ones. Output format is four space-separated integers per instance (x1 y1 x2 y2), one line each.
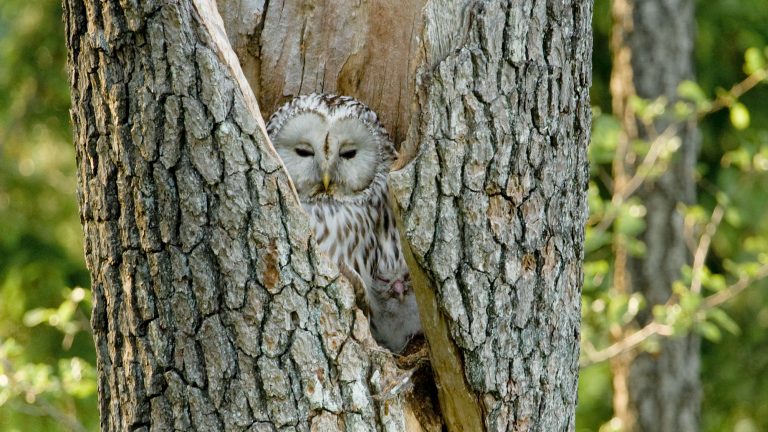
615 200 647 237
730 102 750 130
624 236 647 257
673 101 694 120
589 112 621 164
677 80 710 110
708 308 741 335
744 47 766 75
22 308 54 327
699 321 722 342
725 207 743 228
585 229 612 253
59 357 96 398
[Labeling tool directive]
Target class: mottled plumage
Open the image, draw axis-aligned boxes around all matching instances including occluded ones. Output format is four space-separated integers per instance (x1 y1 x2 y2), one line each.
266 93 421 352
369 254 420 352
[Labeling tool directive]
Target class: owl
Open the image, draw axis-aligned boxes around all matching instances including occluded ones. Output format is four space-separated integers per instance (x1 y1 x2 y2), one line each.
266 93 421 352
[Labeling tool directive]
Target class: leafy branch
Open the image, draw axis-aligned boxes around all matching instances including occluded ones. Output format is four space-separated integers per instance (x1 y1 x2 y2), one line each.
581 261 768 367
582 47 768 369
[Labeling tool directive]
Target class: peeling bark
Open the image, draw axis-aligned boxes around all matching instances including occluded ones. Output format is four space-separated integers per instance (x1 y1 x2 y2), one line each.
610 0 701 431
65 0 592 430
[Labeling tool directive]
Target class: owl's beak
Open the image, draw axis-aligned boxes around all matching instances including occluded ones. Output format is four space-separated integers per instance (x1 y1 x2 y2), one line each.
322 171 331 191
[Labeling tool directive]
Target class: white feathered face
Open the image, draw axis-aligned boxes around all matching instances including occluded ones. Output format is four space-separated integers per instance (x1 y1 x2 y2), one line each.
271 111 384 200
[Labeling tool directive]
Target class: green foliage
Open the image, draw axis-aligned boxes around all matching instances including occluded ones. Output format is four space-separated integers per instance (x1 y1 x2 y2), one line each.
678 80 710 111
0 0 97 430
730 102 750 130
0 289 96 432
578 1 768 431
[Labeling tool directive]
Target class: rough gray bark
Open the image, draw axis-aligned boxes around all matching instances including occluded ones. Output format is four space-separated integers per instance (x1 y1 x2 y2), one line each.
391 2 592 429
65 1 418 430
611 0 701 430
227 1 594 429
65 0 592 430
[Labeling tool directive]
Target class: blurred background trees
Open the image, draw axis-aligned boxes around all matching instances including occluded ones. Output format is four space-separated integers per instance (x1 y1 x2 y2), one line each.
581 0 768 431
0 0 766 430
0 0 97 430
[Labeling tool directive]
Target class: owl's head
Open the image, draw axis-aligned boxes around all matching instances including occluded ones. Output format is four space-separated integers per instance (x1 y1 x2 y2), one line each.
266 94 395 201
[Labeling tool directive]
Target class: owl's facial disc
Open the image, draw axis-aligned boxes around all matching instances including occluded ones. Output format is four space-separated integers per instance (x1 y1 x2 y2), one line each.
271 110 385 200
272 112 328 199
325 117 381 195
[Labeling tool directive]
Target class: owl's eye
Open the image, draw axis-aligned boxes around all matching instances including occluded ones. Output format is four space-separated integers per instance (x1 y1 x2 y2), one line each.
295 147 314 157
340 149 357 159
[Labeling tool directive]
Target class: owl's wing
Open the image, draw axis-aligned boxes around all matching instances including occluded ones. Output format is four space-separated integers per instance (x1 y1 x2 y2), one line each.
338 262 370 316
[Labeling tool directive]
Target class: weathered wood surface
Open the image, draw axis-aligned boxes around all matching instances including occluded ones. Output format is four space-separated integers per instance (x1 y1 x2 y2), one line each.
217 0 426 145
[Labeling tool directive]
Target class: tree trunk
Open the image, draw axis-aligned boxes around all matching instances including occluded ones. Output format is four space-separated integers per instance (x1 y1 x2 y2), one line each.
610 0 701 430
390 2 592 429
64 0 592 430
